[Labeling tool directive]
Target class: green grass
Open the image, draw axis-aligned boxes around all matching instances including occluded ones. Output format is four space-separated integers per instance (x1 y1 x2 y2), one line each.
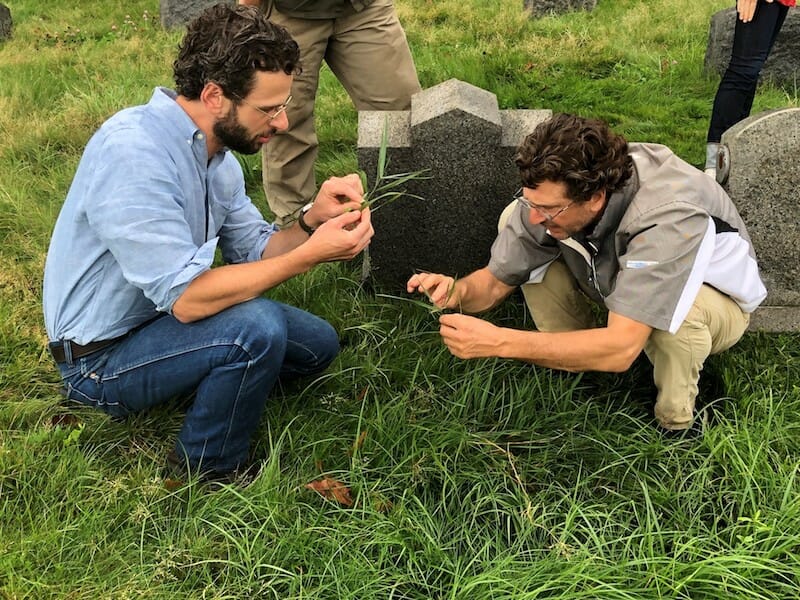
2 0 800 597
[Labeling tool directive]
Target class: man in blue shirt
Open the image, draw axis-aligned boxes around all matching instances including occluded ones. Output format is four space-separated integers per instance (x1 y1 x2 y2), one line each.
42 4 374 485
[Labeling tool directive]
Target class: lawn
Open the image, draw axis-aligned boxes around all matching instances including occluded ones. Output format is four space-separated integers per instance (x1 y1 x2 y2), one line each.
1 0 799 598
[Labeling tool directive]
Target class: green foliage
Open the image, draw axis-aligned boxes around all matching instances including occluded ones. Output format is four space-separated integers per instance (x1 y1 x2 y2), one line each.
1 0 800 598
359 119 430 212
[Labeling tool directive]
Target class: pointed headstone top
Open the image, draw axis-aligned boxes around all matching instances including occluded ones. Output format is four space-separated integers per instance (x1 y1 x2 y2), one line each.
358 79 552 289
411 79 501 129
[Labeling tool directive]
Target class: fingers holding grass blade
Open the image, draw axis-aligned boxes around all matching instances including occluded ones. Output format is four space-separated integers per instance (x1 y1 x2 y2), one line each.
407 272 458 309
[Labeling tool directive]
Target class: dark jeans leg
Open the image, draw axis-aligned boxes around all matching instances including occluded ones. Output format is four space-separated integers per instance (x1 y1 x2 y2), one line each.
707 1 789 143
57 298 339 473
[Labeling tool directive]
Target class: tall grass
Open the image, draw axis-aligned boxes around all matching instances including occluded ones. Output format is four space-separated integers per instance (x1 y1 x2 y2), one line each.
2 0 799 598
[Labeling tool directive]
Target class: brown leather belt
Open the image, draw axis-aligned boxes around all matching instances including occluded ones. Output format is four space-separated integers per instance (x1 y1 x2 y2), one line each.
49 337 124 363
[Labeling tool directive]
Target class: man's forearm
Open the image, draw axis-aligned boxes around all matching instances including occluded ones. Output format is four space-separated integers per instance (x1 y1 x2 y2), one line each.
172 248 316 323
496 310 653 372
450 267 514 313
261 223 312 258
496 327 641 372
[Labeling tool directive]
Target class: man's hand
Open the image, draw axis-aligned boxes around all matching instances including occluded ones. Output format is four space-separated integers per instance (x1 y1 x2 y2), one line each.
438 313 503 359
303 207 374 262
407 272 458 309
304 174 364 229
737 0 773 23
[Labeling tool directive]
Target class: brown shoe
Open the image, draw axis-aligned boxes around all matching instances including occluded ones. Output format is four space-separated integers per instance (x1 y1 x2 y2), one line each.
165 451 263 489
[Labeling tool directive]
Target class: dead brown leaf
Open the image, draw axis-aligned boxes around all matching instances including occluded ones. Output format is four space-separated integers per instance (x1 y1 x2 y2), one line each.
163 478 184 491
50 413 80 428
305 476 354 507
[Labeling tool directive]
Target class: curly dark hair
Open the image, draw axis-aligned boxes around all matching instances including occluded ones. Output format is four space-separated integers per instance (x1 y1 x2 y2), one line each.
514 113 634 203
173 4 300 100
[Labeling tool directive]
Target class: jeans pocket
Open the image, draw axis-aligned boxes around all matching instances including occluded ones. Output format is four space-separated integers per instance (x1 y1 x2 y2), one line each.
63 356 129 419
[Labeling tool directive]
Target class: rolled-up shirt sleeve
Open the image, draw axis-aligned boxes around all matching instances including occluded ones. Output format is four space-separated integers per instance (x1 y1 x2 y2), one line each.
211 154 278 265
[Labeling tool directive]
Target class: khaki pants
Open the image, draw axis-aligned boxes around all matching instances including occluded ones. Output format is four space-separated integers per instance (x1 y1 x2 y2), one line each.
524 260 749 430
264 0 421 225
497 204 750 430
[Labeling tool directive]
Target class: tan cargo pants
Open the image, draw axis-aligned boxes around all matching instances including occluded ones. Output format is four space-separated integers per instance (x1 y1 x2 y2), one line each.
498 205 750 430
264 0 421 225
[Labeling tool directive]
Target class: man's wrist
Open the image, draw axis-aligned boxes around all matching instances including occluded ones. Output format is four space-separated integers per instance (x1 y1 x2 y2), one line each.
298 212 315 236
491 326 518 361
445 280 461 310
298 201 316 235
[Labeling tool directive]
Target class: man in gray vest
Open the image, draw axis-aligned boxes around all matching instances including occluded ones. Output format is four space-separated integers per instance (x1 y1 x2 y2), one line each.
239 0 421 226
408 113 766 434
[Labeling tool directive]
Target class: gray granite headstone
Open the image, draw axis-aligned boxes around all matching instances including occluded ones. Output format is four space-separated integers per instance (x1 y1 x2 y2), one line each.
160 0 235 30
524 0 597 19
358 79 551 290
705 7 800 87
720 107 800 332
0 3 12 41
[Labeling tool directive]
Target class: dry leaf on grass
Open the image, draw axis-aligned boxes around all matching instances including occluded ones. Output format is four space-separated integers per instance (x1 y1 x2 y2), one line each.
163 478 184 492
50 414 80 428
305 476 354 507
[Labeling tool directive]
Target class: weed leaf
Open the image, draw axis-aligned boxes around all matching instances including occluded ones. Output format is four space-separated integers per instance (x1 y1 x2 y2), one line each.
305 476 354 507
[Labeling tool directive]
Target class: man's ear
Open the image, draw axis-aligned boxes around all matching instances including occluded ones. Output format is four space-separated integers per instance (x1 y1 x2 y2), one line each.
200 81 227 117
588 189 607 215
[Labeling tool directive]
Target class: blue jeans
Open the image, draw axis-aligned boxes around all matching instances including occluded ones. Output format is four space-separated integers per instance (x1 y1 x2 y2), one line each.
707 0 789 142
56 299 339 473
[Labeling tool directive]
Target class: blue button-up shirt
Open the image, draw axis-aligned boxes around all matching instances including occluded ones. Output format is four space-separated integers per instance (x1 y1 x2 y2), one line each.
43 88 278 344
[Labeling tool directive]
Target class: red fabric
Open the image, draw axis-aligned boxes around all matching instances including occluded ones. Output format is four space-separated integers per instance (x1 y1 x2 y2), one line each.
777 0 795 7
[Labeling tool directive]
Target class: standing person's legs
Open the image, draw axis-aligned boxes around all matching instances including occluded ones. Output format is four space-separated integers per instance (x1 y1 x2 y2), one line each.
644 285 750 431
263 13 332 227
264 1 420 225
57 298 339 474
706 0 789 169
326 0 421 111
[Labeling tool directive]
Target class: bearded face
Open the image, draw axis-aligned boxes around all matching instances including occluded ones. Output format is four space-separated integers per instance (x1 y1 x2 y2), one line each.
212 103 273 155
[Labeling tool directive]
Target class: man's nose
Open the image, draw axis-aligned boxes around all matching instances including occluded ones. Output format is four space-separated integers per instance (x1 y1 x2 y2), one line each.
272 109 289 132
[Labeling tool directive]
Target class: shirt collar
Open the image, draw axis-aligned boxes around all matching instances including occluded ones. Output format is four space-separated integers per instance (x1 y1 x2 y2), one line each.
148 87 225 161
584 162 640 244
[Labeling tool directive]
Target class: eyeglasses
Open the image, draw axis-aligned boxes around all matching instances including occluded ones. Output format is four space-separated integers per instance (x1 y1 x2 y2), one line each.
230 92 292 122
513 187 573 222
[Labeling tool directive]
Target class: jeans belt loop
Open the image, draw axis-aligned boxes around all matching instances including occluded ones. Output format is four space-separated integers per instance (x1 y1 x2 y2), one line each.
64 340 74 366
49 337 125 364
